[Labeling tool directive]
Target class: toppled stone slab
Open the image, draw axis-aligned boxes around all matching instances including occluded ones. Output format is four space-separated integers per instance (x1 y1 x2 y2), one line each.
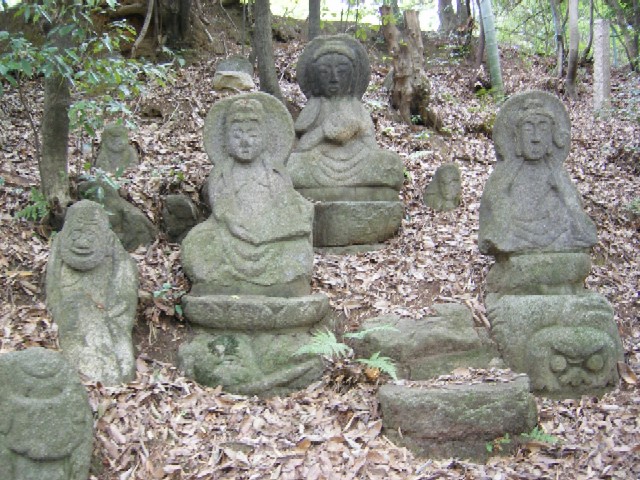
0 348 94 480
378 375 537 460
356 304 500 380
213 71 255 91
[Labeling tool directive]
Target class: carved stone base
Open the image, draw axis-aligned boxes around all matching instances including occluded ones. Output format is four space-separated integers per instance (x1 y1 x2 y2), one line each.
488 293 623 397
312 201 403 247
179 294 331 396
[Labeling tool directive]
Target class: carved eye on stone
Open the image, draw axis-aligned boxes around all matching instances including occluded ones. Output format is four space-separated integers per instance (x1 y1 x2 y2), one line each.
550 354 567 373
585 354 605 372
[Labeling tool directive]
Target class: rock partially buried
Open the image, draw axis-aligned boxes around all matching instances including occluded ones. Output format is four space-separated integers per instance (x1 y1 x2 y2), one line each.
0 348 93 480
378 375 537 461
179 92 328 396
423 163 462 212
46 200 138 385
287 34 404 249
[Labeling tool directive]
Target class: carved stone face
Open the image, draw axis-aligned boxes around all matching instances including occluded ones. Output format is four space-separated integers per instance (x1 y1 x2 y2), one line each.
226 120 263 163
60 218 109 271
519 113 552 161
105 133 127 153
314 53 354 98
438 169 461 200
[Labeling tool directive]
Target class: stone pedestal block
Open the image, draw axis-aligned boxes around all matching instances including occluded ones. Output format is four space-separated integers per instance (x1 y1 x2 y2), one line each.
378 376 538 460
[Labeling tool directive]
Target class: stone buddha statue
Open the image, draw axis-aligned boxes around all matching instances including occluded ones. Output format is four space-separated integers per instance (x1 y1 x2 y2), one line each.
286 35 404 249
479 91 597 255
45 200 138 385
181 93 314 297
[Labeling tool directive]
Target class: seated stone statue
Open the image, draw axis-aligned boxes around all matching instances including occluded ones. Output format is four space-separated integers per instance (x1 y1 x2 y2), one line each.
479 91 597 255
423 163 462 212
96 123 138 174
288 34 403 196
181 93 314 297
46 200 138 385
0 348 93 480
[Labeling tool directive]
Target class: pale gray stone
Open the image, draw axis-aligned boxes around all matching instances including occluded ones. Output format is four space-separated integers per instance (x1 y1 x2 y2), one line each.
286 35 404 248
216 55 253 76
423 163 462 211
593 20 612 114
213 71 255 91
355 304 500 380
479 91 597 255
488 293 623 397
79 181 157 250
46 200 138 385
96 123 138 174
378 376 538 460
0 348 93 480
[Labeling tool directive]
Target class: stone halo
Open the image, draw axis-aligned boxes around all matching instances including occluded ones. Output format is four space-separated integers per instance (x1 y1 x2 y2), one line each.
203 92 295 167
492 90 571 167
296 34 371 100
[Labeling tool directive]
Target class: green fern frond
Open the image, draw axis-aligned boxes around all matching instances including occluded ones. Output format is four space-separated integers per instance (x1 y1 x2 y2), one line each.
295 328 353 359
357 352 398 380
343 324 399 340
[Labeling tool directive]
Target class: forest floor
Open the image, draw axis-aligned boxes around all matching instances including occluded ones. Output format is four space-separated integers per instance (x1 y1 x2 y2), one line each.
0 11 639 480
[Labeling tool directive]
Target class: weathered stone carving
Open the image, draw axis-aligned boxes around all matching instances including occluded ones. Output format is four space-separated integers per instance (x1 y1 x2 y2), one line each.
489 294 623 397
286 34 404 249
0 348 93 480
161 194 201 243
479 91 622 396
78 181 157 251
213 55 255 91
182 93 314 297
96 123 138 174
179 93 327 396
46 200 138 385
479 91 596 256
423 163 462 212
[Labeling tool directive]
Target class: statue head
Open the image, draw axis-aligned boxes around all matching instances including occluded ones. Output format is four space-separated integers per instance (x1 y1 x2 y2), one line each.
312 42 356 97
101 124 129 154
225 98 266 163
435 164 461 201
60 200 112 271
297 34 371 100
512 98 569 161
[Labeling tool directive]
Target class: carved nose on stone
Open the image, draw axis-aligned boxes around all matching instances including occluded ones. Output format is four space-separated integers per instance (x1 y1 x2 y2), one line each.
562 368 592 387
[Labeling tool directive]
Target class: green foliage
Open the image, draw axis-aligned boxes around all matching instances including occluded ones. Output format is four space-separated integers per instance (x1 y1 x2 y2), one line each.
15 187 49 221
296 324 400 381
79 166 124 204
295 328 353 359
357 352 398 380
153 282 185 317
0 1 176 139
521 426 561 445
486 433 511 453
624 198 640 216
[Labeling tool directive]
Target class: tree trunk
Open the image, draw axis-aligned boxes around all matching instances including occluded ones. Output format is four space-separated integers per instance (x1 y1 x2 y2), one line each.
456 0 469 26
604 0 639 71
254 0 283 102
581 0 594 63
438 0 457 33
565 0 579 98
550 0 564 78
308 0 321 40
380 6 432 127
478 0 503 97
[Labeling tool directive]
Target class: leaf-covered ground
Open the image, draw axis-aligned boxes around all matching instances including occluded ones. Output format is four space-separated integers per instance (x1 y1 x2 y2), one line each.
1 30 639 479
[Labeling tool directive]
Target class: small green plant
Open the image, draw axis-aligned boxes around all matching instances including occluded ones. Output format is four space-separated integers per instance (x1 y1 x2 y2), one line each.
15 187 49 221
153 282 185 317
486 433 511 453
521 426 561 445
79 166 124 203
295 324 399 380
625 197 640 216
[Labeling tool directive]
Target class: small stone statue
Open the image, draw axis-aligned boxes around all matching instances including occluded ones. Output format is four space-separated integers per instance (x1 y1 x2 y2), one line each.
479 91 597 255
96 123 138 173
423 163 462 212
0 348 93 480
182 93 314 297
286 34 404 248
46 200 138 385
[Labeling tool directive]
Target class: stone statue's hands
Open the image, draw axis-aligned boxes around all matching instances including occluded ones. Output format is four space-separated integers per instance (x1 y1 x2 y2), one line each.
324 116 360 144
228 222 261 246
297 127 325 151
